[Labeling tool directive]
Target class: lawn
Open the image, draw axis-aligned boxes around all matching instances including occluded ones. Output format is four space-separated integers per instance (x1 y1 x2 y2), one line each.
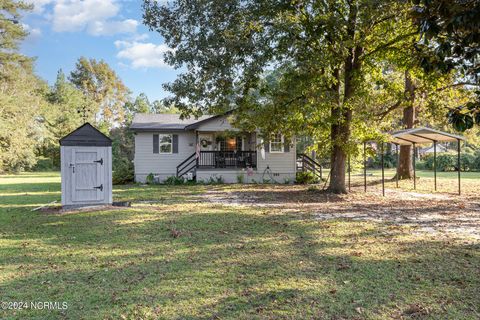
0 172 479 319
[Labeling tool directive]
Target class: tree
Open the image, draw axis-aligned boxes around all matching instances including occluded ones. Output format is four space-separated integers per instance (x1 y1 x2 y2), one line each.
124 93 152 124
69 57 131 130
0 0 45 172
37 70 87 168
412 0 480 131
0 0 31 69
375 66 474 179
143 0 417 193
151 100 180 114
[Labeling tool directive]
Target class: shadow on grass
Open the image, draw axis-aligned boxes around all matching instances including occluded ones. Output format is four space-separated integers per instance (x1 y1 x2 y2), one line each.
1 202 479 319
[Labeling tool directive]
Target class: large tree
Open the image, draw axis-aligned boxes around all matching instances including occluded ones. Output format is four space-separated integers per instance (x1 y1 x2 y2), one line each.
37 70 88 168
143 0 416 193
0 0 46 172
69 57 130 130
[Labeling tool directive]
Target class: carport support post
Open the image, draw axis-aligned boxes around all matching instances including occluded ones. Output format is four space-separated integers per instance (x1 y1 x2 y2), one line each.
433 140 437 191
363 142 367 192
457 139 461 195
413 142 416 190
381 142 385 196
395 143 399 188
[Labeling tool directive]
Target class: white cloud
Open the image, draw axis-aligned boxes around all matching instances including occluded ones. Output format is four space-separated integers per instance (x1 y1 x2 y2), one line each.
88 19 138 36
115 40 172 69
28 0 54 14
22 23 43 39
27 0 138 36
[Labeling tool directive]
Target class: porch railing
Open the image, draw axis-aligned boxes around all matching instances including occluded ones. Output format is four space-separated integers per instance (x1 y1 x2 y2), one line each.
198 151 257 169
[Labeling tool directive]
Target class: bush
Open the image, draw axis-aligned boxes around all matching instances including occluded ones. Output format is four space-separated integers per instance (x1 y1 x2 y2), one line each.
415 160 427 170
423 152 477 172
460 153 476 171
296 171 319 184
236 173 245 183
370 152 396 169
145 173 156 184
164 176 186 185
32 157 58 172
112 159 134 185
474 154 480 171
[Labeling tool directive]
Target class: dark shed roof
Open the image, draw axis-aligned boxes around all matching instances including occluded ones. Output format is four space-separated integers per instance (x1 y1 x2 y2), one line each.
59 123 112 147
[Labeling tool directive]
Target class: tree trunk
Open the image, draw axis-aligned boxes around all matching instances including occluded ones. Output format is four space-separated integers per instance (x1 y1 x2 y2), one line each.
397 70 416 179
327 68 347 193
328 109 352 193
328 2 360 194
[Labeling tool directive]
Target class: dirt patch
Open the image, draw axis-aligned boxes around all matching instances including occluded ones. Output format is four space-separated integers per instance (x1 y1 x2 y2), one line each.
202 185 480 240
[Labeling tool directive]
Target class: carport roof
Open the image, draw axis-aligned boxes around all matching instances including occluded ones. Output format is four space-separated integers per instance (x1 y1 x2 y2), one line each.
390 127 465 145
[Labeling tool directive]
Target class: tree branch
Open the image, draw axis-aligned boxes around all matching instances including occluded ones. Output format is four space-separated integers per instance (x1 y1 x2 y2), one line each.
376 98 404 120
361 31 417 60
436 82 479 92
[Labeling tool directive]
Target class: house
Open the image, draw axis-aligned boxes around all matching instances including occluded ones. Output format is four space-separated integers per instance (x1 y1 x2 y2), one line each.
130 112 297 183
418 144 449 159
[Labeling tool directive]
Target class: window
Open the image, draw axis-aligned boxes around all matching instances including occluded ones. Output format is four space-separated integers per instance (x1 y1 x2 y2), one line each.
217 136 243 151
270 134 284 153
159 134 172 153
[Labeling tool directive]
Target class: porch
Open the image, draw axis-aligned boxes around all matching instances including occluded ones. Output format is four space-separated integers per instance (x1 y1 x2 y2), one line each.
176 131 258 178
197 150 257 169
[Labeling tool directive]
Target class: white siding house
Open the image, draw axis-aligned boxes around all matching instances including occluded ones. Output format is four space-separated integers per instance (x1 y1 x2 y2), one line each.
131 113 297 183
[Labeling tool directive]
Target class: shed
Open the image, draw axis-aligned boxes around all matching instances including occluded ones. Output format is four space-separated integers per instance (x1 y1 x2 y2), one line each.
60 123 112 208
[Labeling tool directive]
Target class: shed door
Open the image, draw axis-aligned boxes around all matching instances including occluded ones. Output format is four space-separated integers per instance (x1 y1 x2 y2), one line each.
71 148 105 202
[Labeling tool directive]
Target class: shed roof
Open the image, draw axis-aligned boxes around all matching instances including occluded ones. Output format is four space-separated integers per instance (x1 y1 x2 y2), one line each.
59 123 112 147
390 127 465 145
130 113 214 131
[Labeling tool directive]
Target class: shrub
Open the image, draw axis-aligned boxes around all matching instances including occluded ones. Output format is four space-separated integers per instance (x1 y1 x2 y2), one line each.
459 153 475 171
145 173 156 184
236 173 245 183
296 171 319 184
164 176 185 185
112 159 134 185
423 152 476 172
32 157 57 172
212 175 224 184
370 152 396 169
474 154 480 171
415 160 427 170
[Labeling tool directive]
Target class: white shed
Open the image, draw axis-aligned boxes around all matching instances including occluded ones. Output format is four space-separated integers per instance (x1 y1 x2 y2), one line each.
60 123 112 208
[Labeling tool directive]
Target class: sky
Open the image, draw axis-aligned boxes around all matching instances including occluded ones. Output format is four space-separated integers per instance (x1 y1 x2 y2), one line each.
21 0 177 102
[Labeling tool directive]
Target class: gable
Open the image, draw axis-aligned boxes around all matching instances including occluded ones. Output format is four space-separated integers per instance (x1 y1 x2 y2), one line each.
60 123 112 147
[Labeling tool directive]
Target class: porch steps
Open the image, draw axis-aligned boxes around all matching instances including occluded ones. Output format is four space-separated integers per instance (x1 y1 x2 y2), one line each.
297 154 323 180
176 152 197 180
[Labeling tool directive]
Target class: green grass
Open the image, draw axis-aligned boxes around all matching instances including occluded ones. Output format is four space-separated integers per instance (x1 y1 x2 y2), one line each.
0 172 479 319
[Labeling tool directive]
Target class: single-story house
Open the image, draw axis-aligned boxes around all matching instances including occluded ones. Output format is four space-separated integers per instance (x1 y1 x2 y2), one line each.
418 144 449 158
130 112 297 183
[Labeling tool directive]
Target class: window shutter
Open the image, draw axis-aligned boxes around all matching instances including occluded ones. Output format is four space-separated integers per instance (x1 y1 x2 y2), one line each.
153 134 159 154
264 141 269 153
172 134 179 153
284 139 290 153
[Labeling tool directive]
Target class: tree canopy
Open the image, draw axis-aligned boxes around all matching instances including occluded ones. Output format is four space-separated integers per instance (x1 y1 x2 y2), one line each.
69 57 131 130
412 0 480 131
143 0 424 192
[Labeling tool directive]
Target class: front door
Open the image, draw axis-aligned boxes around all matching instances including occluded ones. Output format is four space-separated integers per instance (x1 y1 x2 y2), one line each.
71 148 105 202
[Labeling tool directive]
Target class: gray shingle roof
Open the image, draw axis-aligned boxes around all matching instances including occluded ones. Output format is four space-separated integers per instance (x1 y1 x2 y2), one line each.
130 113 214 131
